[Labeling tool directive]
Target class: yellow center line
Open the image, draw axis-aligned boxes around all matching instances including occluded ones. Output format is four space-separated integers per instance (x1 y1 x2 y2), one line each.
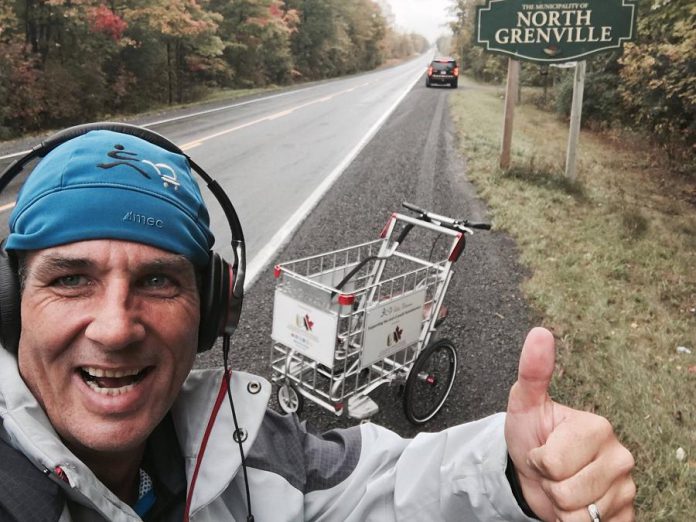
266 109 295 121
0 81 374 194
181 141 204 151
178 83 370 150
179 117 262 149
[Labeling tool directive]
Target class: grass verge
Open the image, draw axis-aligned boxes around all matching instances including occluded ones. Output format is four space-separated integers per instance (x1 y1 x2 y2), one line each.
450 76 695 521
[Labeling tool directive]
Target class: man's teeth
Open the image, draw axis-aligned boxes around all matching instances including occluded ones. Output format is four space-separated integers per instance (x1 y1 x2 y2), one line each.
85 380 137 396
80 367 147 395
82 367 142 378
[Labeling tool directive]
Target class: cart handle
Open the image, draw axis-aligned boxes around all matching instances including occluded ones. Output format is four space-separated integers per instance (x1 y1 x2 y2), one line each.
332 204 490 297
402 201 491 231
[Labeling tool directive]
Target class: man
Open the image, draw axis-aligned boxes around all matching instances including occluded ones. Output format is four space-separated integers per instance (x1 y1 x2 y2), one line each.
0 127 635 521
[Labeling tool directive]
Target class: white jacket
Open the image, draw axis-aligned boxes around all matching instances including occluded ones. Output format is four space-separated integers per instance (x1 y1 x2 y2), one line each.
0 349 536 521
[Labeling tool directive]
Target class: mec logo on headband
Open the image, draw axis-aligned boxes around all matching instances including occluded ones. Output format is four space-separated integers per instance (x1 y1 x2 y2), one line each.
123 211 164 228
97 144 181 190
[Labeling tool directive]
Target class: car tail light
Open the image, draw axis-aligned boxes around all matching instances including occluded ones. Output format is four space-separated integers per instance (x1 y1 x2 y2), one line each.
453 67 459 77
427 66 433 76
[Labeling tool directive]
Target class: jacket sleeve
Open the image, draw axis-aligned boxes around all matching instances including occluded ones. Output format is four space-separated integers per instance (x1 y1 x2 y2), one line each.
295 412 538 521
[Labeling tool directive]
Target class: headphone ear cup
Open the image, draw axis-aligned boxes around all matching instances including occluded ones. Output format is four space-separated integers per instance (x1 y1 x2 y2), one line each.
198 253 230 353
0 246 21 354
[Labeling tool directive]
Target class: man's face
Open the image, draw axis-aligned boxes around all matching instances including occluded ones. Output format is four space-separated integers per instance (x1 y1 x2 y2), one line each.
18 239 200 455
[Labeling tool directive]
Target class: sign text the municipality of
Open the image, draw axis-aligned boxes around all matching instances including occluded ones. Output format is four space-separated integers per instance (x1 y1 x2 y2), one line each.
476 0 637 63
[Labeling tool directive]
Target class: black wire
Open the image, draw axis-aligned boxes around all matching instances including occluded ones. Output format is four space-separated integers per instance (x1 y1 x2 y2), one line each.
428 234 442 262
222 334 255 522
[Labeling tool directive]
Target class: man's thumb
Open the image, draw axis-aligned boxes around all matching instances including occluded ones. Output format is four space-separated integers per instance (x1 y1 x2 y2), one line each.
510 327 556 410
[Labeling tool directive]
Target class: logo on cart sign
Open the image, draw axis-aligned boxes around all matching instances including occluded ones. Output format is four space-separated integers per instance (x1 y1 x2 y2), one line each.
296 313 314 331
380 305 393 318
386 325 404 347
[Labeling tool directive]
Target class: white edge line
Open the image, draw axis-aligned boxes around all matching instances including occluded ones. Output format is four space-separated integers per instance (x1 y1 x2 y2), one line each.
244 68 424 289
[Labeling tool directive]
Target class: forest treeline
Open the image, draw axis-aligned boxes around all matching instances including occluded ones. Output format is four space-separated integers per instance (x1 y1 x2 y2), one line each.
446 0 695 168
0 0 428 139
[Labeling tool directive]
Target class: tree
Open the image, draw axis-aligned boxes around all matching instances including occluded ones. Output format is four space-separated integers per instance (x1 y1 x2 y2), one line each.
0 0 413 137
208 0 298 87
618 0 695 158
0 1 123 130
449 0 506 81
287 0 337 78
124 0 223 104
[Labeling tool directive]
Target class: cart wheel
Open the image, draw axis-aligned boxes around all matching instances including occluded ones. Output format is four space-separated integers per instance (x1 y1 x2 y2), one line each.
277 384 303 415
403 339 457 425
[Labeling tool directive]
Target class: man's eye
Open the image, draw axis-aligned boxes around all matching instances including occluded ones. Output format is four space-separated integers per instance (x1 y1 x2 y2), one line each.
140 274 181 298
142 274 175 289
54 275 88 287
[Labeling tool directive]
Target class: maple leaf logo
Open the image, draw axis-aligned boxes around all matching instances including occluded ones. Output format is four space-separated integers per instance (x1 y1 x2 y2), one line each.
387 325 404 346
303 314 314 331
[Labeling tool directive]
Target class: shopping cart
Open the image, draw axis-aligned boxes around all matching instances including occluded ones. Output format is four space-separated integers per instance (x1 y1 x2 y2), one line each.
270 202 491 424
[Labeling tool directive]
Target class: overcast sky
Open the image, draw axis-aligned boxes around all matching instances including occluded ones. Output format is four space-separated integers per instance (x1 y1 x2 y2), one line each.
387 0 455 42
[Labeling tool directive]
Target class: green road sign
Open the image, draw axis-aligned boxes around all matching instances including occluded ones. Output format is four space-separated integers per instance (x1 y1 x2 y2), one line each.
476 0 637 63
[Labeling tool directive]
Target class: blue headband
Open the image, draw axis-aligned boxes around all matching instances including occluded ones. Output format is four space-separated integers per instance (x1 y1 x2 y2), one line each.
6 130 215 265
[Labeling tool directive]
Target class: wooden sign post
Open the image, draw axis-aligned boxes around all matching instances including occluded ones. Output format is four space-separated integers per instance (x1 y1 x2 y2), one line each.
565 60 586 180
500 58 520 170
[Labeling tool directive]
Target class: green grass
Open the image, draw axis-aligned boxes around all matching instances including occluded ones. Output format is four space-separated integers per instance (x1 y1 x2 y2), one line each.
450 76 696 521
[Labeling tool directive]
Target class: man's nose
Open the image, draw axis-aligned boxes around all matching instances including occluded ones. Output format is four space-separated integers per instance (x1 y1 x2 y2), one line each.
84 282 146 349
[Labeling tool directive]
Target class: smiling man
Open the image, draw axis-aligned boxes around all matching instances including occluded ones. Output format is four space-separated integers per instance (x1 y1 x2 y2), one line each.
0 125 635 521
17 240 200 507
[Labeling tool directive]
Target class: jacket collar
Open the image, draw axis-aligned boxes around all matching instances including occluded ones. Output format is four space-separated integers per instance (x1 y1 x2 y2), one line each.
170 369 270 517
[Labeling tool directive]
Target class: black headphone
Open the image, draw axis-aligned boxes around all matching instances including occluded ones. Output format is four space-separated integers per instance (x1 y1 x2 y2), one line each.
0 122 245 354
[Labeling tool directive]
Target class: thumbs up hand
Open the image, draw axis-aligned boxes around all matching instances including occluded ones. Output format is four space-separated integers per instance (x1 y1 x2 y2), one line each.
505 328 636 521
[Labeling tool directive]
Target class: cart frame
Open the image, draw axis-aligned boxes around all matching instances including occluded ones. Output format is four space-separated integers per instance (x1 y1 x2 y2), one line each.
270 204 489 423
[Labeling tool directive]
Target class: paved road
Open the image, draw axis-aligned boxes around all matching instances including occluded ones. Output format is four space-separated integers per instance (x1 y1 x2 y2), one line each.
198 79 535 438
0 63 534 438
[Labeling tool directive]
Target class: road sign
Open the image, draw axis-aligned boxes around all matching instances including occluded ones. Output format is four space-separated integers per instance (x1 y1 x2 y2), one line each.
476 0 637 64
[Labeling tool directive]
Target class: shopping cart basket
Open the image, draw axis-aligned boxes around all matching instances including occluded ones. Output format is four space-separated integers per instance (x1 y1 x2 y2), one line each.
270 202 490 424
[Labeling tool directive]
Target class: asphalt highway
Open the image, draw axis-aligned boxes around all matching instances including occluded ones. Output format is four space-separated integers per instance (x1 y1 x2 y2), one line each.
0 59 534 438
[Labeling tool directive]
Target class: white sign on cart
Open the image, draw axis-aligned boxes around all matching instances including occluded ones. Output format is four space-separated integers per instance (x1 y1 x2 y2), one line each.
271 291 339 367
360 288 427 369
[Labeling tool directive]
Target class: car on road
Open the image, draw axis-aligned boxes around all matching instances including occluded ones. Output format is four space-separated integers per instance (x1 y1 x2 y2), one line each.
425 58 459 89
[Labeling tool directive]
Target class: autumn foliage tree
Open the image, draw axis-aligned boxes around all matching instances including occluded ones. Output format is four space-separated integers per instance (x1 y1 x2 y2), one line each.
1 0 421 138
123 0 223 105
210 0 299 87
618 0 695 160
286 0 388 79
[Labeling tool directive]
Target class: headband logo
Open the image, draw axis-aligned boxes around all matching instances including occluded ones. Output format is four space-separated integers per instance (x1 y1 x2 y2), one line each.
97 144 181 190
